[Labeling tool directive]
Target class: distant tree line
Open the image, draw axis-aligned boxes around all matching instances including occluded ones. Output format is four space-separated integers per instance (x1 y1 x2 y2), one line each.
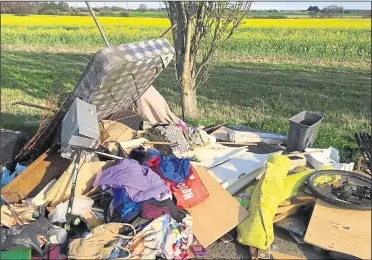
0 2 153 17
1 2 370 18
307 5 371 18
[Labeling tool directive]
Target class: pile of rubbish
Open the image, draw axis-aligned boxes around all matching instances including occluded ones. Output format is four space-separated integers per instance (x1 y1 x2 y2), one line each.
1 39 370 260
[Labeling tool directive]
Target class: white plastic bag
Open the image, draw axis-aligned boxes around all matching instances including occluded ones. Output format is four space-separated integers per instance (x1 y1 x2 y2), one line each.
48 196 94 223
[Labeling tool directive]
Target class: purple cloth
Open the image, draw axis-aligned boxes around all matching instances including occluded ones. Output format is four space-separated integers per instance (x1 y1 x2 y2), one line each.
141 202 171 220
93 159 170 202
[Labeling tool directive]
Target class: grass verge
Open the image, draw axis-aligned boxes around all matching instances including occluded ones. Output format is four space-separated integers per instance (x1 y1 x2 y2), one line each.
1 50 370 155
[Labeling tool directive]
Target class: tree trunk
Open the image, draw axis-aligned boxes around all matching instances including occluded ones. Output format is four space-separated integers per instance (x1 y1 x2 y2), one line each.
181 82 197 120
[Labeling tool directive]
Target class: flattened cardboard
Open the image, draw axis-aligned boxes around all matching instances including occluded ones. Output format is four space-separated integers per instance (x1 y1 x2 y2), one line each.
187 167 249 247
100 120 136 146
44 161 114 207
304 200 371 259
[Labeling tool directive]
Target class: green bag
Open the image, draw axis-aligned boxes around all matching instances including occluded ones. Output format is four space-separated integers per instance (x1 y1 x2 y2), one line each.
1 249 31 260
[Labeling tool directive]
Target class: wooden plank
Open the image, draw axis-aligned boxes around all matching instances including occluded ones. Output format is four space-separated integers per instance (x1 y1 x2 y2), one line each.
278 194 315 206
273 206 302 223
304 200 371 259
1 147 70 202
276 197 316 214
187 167 249 247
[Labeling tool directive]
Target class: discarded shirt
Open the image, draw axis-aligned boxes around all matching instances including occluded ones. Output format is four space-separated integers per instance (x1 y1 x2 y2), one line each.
93 159 171 202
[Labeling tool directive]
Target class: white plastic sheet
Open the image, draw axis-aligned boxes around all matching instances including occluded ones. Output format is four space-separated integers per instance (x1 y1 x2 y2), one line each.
48 196 94 223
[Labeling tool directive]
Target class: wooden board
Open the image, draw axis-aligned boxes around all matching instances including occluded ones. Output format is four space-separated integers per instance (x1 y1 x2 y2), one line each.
276 196 316 214
304 200 371 259
1 147 70 202
44 161 113 207
187 167 249 247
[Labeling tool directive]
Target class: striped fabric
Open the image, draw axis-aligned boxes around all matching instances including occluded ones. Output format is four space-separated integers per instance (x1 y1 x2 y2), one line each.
72 39 175 120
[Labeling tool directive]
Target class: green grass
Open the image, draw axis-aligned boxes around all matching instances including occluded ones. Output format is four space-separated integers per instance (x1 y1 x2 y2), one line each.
1 50 370 154
1 15 371 159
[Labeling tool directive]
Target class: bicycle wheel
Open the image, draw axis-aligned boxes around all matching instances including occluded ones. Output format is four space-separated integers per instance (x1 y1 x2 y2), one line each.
306 170 371 211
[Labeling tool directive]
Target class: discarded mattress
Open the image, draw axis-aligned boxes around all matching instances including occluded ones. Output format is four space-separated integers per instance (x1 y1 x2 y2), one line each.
207 151 282 195
72 39 175 120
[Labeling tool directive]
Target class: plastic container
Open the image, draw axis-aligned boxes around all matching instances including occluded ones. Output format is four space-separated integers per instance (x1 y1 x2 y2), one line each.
286 111 324 152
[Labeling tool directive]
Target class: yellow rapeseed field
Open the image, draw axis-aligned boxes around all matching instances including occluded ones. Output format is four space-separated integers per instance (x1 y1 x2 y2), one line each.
2 14 370 61
2 14 370 29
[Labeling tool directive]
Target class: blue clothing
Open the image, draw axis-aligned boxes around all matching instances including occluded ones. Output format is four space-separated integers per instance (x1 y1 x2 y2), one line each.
147 149 190 183
112 188 143 223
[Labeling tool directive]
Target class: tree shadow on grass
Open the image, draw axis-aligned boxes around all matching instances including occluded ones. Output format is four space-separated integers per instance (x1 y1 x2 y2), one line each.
4 50 370 117
1 51 90 100
1 112 39 133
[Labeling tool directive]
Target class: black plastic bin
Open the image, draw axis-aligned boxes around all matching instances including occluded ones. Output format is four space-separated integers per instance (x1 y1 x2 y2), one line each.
286 111 324 152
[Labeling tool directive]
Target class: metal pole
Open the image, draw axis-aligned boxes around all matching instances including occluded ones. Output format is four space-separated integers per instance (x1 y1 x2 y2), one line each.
159 23 176 38
65 148 82 229
86 1 110 47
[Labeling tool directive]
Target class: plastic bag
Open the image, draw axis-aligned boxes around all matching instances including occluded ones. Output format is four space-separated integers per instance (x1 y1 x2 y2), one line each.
48 196 94 223
0 217 49 256
1 164 27 187
48 227 67 244
170 165 209 209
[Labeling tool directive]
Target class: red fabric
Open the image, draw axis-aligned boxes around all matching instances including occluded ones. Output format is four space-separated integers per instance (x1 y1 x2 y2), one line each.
147 157 209 209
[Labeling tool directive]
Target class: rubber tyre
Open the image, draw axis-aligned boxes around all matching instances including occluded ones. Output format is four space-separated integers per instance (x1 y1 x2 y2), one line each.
306 170 371 211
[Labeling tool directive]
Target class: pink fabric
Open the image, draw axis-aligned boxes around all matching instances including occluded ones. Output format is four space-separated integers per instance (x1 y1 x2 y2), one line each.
32 246 67 260
141 202 171 220
136 85 181 125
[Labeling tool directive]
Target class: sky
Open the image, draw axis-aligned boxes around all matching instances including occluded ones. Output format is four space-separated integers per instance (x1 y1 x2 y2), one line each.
67 1 371 10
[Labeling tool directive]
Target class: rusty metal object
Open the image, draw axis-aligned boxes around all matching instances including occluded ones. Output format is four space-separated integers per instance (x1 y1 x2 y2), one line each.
12 101 57 112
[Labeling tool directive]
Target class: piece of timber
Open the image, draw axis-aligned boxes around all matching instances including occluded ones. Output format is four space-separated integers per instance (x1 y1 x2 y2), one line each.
276 197 316 215
1 146 70 203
